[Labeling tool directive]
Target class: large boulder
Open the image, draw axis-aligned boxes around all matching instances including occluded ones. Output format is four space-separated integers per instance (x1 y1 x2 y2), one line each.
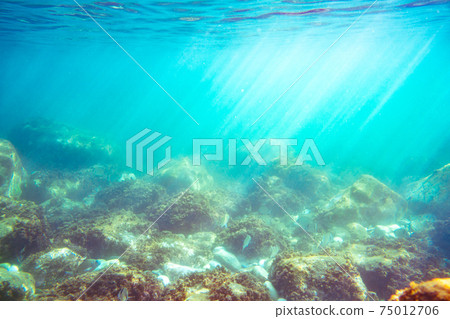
149 191 225 234
0 266 35 300
23 165 115 205
248 165 335 215
9 119 116 170
37 265 163 301
404 163 450 218
53 210 147 259
94 178 166 213
164 267 271 301
347 242 449 300
318 175 407 228
122 231 215 274
217 216 289 260
0 196 50 263
0 139 26 199
270 252 370 301
22 247 86 289
153 157 214 195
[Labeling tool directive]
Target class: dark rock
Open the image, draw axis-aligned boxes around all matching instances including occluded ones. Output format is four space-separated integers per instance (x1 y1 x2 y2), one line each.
0 267 35 300
270 252 370 301
0 196 50 263
9 119 116 170
164 267 271 301
37 265 163 301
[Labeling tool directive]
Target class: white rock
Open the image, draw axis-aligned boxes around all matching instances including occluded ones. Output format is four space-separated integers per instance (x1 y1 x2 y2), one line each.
212 247 241 272
163 262 203 280
372 224 402 238
204 260 221 270
264 281 279 300
249 265 268 282
157 275 170 287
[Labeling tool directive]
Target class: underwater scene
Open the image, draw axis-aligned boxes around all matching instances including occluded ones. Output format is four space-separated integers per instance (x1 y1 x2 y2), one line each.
0 0 450 302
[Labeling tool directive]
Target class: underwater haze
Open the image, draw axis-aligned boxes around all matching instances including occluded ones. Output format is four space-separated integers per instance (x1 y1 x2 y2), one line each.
0 0 449 301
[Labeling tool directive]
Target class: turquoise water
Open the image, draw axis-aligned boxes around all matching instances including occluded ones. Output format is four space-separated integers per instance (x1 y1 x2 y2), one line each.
0 1 450 301
1 0 449 182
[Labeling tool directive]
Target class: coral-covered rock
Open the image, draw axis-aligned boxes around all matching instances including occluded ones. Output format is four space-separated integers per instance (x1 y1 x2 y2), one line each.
405 163 450 218
40 197 89 230
123 231 214 273
0 266 35 300
154 157 214 195
22 248 86 288
164 267 271 301
38 265 163 301
0 196 50 263
0 139 27 199
431 219 450 257
249 165 335 215
149 191 224 234
270 252 370 301
53 210 147 259
9 119 116 170
319 175 407 228
348 241 450 300
94 178 166 213
217 216 289 260
389 278 450 301
212 246 242 272
271 164 335 203
23 165 115 205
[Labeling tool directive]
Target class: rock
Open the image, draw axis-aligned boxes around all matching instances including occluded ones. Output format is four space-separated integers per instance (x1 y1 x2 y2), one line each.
9 119 116 170
94 178 166 213
0 139 26 199
40 197 89 230
346 223 369 241
22 248 85 288
273 164 335 203
157 275 170 287
213 247 241 272
431 219 450 257
264 280 279 300
248 265 269 282
154 157 214 195
38 265 163 301
163 267 271 301
163 262 203 281
389 278 450 301
53 210 147 259
348 242 450 300
319 175 407 228
372 224 402 239
0 196 50 263
217 216 289 260
404 163 450 218
149 191 224 234
122 231 214 273
249 165 335 215
0 267 35 300
187 232 217 251
21 165 115 206
270 252 370 301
